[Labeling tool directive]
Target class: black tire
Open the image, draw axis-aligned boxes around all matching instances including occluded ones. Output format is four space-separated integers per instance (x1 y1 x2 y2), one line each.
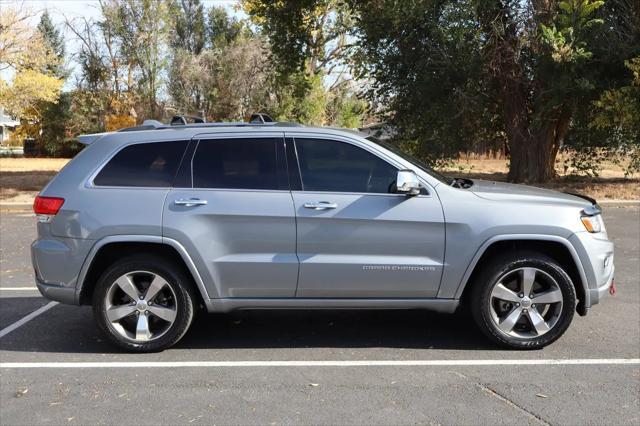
470 251 576 349
93 254 196 352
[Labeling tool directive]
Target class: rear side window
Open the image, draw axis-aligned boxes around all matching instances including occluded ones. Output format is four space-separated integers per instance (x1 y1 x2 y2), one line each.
192 138 279 190
295 138 397 193
94 140 188 187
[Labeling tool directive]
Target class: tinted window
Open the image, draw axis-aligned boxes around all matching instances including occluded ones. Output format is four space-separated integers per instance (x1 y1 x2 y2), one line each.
94 140 188 187
295 138 397 193
193 138 279 190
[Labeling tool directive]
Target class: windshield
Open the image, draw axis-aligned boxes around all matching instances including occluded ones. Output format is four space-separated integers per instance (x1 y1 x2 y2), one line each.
365 136 454 185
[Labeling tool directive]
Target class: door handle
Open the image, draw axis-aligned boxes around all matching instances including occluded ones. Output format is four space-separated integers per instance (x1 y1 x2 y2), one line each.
174 198 208 207
303 201 337 210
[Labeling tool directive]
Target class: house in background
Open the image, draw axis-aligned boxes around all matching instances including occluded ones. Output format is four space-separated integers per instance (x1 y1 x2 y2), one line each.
0 108 19 144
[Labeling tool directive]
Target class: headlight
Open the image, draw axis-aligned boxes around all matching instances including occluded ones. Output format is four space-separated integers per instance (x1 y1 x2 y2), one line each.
581 214 604 233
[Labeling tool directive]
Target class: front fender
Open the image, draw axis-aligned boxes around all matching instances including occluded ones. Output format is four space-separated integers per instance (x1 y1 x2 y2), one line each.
446 234 590 309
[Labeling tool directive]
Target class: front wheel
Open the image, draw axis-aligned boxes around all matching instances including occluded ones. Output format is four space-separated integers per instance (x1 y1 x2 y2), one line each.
93 255 196 352
470 252 576 349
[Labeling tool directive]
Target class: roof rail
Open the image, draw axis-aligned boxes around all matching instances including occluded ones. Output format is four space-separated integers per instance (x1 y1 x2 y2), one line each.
113 114 301 133
117 120 163 132
77 133 107 145
170 115 206 126
249 113 274 124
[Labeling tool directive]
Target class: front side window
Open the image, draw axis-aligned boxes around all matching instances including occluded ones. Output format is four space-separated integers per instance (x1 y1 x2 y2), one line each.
192 138 279 190
294 138 397 193
94 140 188 187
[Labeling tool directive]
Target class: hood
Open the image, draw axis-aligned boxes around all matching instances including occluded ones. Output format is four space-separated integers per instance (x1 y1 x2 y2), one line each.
469 180 593 207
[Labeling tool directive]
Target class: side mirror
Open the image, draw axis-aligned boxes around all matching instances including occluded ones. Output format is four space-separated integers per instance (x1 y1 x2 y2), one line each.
395 169 421 196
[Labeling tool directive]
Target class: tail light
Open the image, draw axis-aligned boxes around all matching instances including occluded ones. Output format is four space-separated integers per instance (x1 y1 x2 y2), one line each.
33 196 64 221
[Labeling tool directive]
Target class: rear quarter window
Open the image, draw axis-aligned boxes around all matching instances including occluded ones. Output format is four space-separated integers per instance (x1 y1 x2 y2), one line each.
94 140 188 187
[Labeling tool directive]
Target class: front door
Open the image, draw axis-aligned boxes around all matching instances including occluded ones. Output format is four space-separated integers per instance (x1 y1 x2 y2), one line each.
290 135 445 298
163 133 298 299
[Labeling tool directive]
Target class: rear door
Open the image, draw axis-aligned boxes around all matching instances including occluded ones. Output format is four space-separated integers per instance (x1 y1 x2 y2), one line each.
162 132 298 298
289 133 446 298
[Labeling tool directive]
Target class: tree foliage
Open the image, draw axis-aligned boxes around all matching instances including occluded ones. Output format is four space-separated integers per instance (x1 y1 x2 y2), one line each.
108 0 173 118
352 0 640 182
351 0 491 164
0 69 63 121
6 0 635 176
242 0 362 126
0 5 64 145
172 0 207 55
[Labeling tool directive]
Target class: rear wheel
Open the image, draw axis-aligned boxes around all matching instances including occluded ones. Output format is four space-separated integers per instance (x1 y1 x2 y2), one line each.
93 255 196 352
470 252 576 349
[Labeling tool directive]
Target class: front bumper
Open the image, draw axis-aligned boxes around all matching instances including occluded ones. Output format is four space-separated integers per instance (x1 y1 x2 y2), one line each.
569 231 615 309
592 265 615 304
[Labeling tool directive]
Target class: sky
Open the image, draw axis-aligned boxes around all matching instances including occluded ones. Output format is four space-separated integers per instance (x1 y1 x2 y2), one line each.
0 0 245 88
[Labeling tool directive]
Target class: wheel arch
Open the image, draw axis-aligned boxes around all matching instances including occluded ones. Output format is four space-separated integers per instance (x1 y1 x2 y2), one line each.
456 235 590 316
76 235 211 309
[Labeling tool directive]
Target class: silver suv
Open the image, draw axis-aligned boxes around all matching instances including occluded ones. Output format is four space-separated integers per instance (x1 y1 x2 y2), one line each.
31 120 615 352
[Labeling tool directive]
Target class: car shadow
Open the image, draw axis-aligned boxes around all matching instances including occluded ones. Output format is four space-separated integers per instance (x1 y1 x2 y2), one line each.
181 309 494 351
0 298 500 354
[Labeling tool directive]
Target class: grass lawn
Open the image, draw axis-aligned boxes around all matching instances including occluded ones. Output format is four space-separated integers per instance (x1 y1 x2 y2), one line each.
1 156 638 202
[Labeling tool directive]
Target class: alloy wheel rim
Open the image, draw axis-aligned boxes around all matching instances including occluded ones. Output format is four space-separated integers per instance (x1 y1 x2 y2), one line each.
104 270 177 343
488 267 563 339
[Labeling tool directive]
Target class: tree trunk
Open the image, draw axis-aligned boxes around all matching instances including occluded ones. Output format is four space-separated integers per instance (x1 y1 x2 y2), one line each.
507 114 571 183
478 1 573 184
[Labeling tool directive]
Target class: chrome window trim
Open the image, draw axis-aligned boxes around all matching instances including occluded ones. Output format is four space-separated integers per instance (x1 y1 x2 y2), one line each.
290 190 432 199
86 138 190 190
288 132 433 196
190 132 286 191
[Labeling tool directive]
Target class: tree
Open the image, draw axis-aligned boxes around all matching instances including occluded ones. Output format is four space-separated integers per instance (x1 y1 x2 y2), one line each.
65 4 139 134
37 10 66 77
0 69 63 121
0 5 55 71
109 0 172 118
242 0 354 78
0 6 63 130
36 11 72 155
172 0 206 54
168 0 210 116
351 0 496 163
168 35 274 121
476 0 610 182
352 0 640 182
242 0 361 125
208 6 244 49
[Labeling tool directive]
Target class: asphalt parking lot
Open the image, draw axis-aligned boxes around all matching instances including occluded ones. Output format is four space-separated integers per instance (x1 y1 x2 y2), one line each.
0 207 638 425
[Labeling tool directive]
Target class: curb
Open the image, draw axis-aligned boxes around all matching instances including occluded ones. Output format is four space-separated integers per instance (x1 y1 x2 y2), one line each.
0 203 33 212
599 200 640 206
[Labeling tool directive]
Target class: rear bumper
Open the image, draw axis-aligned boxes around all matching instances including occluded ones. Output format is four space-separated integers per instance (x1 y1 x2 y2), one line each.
31 237 93 305
35 276 78 304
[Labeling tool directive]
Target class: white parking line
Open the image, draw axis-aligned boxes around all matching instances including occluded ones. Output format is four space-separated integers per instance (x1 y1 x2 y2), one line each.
1 358 638 369
0 301 58 339
0 287 39 291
